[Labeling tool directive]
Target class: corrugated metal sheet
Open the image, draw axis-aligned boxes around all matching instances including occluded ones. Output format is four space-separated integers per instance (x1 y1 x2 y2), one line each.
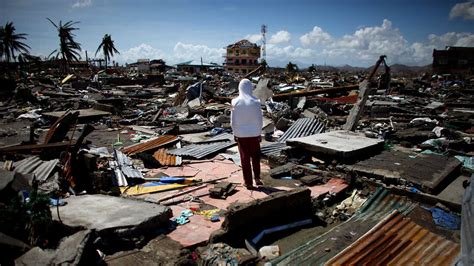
261 142 289 156
122 135 178 155
203 132 234 143
167 140 236 159
326 211 460 265
272 188 417 265
111 149 144 186
153 148 182 166
277 117 325 143
13 156 59 181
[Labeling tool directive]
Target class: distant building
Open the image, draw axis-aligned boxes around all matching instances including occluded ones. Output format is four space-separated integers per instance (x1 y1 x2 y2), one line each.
432 46 474 74
128 59 172 74
176 60 222 74
224 40 261 75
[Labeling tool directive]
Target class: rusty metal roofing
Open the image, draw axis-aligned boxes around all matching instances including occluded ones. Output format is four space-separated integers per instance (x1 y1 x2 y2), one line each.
13 156 59 182
153 148 182 166
326 210 460 265
272 188 418 265
122 135 178 155
277 117 325 143
167 140 236 159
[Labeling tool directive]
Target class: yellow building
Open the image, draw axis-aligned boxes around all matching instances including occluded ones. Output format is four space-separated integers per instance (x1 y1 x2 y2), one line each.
224 40 261 75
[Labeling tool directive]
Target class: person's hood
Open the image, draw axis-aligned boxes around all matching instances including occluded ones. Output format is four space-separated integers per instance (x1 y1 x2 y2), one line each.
238 78 254 99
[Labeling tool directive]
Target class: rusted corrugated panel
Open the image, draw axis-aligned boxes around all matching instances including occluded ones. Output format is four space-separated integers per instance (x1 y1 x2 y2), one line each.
272 188 418 265
122 135 178 155
153 148 182 166
277 117 325 143
326 211 460 265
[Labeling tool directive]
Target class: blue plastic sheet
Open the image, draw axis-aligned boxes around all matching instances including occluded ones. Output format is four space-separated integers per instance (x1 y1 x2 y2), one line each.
422 206 461 230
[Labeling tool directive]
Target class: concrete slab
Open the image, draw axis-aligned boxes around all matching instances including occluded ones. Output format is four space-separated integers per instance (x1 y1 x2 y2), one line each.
136 161 274 211
287 130 384 159
437 175 469 205
52 194 172 232
350 151 462 193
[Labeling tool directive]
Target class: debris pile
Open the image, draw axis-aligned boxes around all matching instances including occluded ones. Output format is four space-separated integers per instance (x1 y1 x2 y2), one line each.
1 55 472 265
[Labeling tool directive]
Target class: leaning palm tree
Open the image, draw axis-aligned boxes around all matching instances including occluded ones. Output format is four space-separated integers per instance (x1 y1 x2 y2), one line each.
95 34 119 70
47 18 81 73
0 21 30 63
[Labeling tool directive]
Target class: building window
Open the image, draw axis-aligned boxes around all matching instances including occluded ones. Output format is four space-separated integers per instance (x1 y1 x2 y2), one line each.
242 59 247 65
438 58 448 65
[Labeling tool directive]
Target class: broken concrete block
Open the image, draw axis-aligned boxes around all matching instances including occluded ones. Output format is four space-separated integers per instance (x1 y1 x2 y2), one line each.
51 194 172 234
269 162 297 178
210 188 312 247
350 150 462 193
0 233 31 265
15 230 97 266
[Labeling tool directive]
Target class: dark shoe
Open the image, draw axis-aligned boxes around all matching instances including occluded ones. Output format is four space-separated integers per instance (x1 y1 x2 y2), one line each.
245 184 255 190
255 179 264 186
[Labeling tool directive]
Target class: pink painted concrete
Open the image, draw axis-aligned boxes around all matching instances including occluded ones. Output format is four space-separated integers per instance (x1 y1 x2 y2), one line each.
307 178 348 198
167 205 223 247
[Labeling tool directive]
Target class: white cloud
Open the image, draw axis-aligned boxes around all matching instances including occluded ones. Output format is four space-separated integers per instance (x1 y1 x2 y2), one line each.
72 0 91 8
244 34 262 43
300 26 332 46
324 19 412 63
117 43 165 63
269 19 474 66
172 42 225 64
409 32 474 64
269 31 291 44
450 1 474 20
267 44 314 60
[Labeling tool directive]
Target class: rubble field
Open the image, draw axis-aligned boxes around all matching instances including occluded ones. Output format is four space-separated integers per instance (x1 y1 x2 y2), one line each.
1 60 472 265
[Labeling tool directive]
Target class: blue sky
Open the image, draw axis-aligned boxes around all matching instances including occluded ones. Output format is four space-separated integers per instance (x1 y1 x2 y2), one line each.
1 0 473 66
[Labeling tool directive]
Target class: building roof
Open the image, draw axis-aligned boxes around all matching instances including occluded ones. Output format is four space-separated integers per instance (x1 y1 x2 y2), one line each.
226 39 259 49
175 60 222 68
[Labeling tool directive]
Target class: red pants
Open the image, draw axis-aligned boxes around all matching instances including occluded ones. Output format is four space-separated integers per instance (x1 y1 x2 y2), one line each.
236 136 261 186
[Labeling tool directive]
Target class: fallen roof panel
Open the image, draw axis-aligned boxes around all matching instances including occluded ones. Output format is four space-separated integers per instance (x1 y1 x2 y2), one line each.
261 142 289 156
272 188 417 265
277 117 325 143
153 148 181 166
13 156 59 182
167 140 236 159
326 211 460 265
122 135 178 155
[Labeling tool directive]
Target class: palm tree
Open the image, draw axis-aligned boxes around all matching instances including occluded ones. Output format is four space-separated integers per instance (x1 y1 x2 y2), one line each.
0 21 30 63
95 34 119 69
47 18 81 72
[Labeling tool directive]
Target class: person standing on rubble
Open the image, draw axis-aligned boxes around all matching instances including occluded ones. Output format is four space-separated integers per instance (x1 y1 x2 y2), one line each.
231 78 263 189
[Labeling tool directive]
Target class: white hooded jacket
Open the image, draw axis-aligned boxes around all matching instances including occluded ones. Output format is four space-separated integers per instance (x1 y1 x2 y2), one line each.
231 79 263 138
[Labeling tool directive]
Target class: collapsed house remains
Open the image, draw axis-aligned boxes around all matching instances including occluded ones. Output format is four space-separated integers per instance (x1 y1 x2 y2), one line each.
0 52 473 266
